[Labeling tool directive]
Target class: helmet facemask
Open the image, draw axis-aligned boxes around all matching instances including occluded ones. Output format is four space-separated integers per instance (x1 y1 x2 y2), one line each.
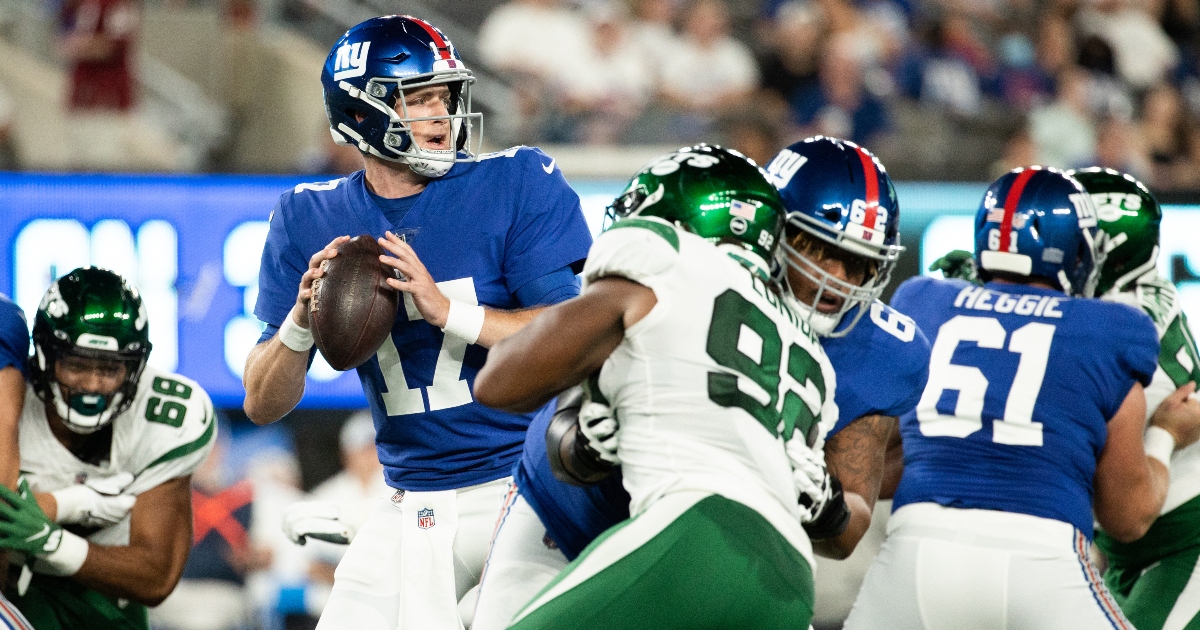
781 213 900 337
34 345 145 434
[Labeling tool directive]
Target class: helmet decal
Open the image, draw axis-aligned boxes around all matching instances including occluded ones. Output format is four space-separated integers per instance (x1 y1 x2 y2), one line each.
1067 167 1161 296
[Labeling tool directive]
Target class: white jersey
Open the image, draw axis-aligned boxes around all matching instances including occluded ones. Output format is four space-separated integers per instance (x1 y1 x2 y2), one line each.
583 218 838 567
19 365 216 546
1105 275 1200 513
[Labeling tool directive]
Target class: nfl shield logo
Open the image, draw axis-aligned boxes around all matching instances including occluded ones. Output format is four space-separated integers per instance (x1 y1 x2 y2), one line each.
417 508 435 530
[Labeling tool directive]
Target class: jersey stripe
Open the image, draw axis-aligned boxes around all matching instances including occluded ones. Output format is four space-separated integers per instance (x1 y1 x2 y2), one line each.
854 147 880 230
0 594 33 630
1075 531 1135 630
145 413 215 469
999 169 1037 254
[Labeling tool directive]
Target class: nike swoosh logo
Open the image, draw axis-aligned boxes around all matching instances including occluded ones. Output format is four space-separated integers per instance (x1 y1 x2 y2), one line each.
24 524 49 543
542 159 555 174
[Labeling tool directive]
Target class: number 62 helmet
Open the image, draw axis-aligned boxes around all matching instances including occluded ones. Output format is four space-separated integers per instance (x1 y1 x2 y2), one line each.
30 267 152 434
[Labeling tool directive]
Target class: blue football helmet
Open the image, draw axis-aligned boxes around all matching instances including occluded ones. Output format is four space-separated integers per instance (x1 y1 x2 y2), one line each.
973 166 1100 297
321 15 482 177
766 136 904 337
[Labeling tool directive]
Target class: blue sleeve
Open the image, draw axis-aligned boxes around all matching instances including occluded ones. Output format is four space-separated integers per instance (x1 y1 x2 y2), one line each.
502 149 593 294
513 266 580 307
1122 308 1161 388
0 298 29 378
253 196 309 328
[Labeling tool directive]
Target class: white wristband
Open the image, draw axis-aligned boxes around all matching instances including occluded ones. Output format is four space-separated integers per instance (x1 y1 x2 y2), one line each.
441 301 485 345
1145 425 1176 468
35 529 88 576
278 313 314 352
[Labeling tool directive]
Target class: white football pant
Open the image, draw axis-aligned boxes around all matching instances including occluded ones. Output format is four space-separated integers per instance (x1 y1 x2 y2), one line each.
315 477 510 630
844 502 1135 630
472 486 569 630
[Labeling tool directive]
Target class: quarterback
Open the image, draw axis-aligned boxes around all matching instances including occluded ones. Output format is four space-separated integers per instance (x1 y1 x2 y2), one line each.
1076 168 1200 630
476 145 840 629
242 14 591 630
0 267 214 630
845 167 1199 629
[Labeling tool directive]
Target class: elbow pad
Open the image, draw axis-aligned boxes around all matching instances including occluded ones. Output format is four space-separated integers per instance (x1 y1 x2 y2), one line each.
545 385 615 486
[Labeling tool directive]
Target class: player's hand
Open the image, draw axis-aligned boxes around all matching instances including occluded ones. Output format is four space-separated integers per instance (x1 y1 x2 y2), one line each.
786 442 851 539
378 231 451 328
282 501 355 545
928 250 980 283
1151 382 1200 450
0 480 66 556
578 399 620 465
294 235 351 328
50 472 137 528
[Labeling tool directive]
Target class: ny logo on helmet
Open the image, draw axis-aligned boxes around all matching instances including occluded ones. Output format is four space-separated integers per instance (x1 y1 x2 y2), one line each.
333 42 371 81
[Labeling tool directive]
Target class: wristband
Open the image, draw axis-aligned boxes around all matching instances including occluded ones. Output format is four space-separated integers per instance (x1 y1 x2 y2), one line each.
35 529 88 576
441 301 485 345
278 313 314 352
1145 426 1176 468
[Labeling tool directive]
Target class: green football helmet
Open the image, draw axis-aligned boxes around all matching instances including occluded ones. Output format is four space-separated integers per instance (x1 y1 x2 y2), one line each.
31 267 151 434
1068 167 1162 296
607 145 786 269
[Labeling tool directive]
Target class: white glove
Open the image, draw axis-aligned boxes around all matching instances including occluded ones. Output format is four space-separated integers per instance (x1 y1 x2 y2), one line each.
282 501 355 545
786 440 833 524
51 472 137 528
578 400 620 465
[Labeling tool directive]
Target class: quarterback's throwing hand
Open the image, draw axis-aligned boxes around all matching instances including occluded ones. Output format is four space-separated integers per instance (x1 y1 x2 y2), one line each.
378 231 451 328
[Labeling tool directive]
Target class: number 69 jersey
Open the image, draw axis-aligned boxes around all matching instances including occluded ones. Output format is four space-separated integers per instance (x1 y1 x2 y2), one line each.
585 218 838 564
18 366 215 546
890 276 1159 537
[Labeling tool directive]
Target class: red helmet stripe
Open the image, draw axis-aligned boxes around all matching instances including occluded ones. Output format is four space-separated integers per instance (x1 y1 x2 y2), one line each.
999 169 1037 253
404 16 451 59
854 147 880 229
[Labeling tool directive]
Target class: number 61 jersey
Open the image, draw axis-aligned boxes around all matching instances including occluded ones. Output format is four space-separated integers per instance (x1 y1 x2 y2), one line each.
890 276 1159 537
586 218 838 565
18 366 215 546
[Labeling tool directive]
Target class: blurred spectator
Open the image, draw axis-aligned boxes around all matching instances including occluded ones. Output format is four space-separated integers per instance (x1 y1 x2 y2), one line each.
1075 0 1178 91
545 2 654 144
629 0 682 71
791 39 891 146
478 0 587 80
0 88 17 171
1029 68 1096 168
895 16 993 115
816 0 900 72
720 113 784 167
659 0 759 138
990 125 1039 177
1076 115 1151 179
1075 33 1135 120
298 132 364 175
1139 82 1200 189
242 447 312 629
757 1 824 118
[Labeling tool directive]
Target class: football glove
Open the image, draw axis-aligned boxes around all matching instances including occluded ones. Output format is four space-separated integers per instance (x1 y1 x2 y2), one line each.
546 384 618 486
578 400 620 466
787 441 851 541
0 480 88 576
282 501 355 545
50 472 137 528
928 250 980 283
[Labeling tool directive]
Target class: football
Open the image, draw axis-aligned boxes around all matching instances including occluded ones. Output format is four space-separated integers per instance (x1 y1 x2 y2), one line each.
309 235 400 371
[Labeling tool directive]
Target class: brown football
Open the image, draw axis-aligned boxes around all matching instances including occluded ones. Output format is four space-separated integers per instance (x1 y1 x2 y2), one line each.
309 235 400 371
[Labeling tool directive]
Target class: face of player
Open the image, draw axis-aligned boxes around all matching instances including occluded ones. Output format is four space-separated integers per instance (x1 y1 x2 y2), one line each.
55 353 128 396
399 84 453 152
785 232 871 314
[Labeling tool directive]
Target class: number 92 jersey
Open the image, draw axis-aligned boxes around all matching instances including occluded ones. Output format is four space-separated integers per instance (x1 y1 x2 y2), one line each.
18 366 215 546
890 276 1158 537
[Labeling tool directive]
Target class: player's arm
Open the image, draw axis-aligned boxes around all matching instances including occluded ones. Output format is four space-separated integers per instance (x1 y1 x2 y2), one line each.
879 421 904 500
243 235 349 425
813 414 896 559
0 366 23 490
475 276 656 413
1094 382 1168 542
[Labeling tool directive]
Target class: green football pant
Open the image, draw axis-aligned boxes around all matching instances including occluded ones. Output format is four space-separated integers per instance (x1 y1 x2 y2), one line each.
11 573 149 630
1107 545 1200 630
509 491 814 630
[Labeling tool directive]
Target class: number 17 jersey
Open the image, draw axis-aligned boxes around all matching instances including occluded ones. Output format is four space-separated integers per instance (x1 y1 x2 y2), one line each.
890 277 1159 537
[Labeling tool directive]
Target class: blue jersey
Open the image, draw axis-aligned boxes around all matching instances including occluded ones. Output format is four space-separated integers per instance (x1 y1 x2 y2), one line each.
0 294 29 378
515 301 931 560
255 147 593 491
890 277 1159 537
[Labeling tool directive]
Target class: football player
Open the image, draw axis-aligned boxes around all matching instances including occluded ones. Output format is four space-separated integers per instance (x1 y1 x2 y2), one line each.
0 295 32 630
242 15 592 630
1073 168 1200 630
469 137 930 630
0 267 214 630
474 145 840 630
844 167 1200 629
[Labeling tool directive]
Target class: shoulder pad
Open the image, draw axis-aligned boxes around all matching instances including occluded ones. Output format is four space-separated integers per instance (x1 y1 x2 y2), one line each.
583 218 679 287
132 370 216 480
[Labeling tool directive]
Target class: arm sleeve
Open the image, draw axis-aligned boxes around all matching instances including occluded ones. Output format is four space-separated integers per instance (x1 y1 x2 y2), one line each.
253 196 309 329
502 149 594 294
0 301 29 378
512 266 581 307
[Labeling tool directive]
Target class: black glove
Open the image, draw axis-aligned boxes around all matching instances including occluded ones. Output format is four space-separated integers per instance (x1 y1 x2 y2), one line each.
802 477 851 541
546 385 617 486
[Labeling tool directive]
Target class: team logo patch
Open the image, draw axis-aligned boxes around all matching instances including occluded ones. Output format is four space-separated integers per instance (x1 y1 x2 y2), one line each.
417 508 435 529
391 490 405 504
333 41 371 81
730 216 748 235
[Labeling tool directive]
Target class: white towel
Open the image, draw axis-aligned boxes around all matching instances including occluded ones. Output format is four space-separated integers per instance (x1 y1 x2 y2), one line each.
398 489 463 630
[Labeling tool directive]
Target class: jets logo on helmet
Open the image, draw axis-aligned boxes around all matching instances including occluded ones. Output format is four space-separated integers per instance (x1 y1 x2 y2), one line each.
321 15 482 178
1067 167 1162 296
974 167 1100 297
770 136 903 337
